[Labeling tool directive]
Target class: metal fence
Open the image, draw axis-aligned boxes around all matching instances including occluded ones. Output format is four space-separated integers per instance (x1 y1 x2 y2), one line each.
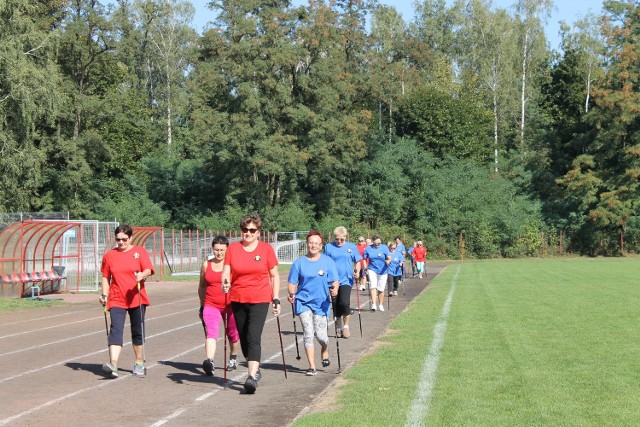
273 231 309 264
47 220 119 292
162 230 310 275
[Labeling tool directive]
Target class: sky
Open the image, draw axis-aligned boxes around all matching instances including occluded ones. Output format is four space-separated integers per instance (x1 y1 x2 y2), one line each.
187 0 607 51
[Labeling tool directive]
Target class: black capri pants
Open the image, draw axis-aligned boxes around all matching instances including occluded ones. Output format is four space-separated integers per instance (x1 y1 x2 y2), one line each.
231 302 269 363
108 305 146 346
333 285 352 318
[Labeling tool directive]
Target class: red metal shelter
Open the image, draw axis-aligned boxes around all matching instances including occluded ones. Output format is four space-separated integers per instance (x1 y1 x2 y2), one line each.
129 226 164 283
0 221 82 297
0 222 165 298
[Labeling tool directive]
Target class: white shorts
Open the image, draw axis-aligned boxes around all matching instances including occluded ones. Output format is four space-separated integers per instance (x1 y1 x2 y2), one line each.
367 270 387 292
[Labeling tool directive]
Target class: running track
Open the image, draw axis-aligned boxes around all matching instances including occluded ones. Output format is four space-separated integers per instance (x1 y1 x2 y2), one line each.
0 268 442 426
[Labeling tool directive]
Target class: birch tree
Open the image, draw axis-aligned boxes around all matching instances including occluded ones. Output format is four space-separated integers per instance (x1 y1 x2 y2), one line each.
514 0 552 146
135 0 196 146
458 0 518 172
559 13 604 113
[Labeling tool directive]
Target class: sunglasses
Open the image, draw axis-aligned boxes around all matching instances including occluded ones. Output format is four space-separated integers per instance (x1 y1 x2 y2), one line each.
358 240 365 243
241 227 259 234
335 237 345 242
115 237 129 242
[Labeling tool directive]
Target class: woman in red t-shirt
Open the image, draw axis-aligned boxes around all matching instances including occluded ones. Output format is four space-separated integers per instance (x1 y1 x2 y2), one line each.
100 224 154 379
356 236 369 291
221 214 280 394
198 235 239 376
413 240 428 279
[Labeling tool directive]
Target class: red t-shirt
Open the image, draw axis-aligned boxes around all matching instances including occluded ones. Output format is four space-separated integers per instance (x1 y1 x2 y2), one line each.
356 243 369 268
224 241 278 304
203 261 230 309
413 246 427 262
101 246 155 309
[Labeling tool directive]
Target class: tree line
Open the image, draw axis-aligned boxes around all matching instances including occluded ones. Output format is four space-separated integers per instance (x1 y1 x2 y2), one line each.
1 0 639 257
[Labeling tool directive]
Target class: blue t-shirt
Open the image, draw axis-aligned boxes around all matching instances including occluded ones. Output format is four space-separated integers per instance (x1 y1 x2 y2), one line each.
396 243 407 258
288 254 339 317
323 241 362 287
364 244 391 274
389 252 404 276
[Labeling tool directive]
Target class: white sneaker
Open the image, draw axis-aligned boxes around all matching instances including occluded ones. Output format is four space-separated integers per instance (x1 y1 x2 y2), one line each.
393 291 398 296
379 305 385 312
360 286 366 291
370 304 377 312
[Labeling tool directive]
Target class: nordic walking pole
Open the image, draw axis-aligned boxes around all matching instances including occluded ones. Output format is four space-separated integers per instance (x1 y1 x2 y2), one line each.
387 277 391 311
223 293 228 389
276 314 288 379
136 270 147 375
103 300 109 337
331 295 342 373
355 271 363 338
291 302 301 360
269 277 287 379
401 265 406 296
222 279 231 387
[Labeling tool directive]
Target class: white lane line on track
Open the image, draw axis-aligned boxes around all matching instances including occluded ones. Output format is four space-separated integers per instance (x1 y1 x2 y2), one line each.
0 321 201 384
404 265 459 427
0 343 203 427
0 307 199 358
0 297 197 340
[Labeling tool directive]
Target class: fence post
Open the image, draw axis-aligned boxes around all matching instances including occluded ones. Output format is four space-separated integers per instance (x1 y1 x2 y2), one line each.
559 230 563 255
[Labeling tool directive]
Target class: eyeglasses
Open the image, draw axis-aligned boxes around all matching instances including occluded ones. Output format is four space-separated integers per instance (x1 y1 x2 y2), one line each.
358 240 365 243
241 227 259 234
335 237 345 242
115 237 129 242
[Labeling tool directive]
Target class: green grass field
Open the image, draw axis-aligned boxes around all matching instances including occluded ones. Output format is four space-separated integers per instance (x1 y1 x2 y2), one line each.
292 258 640 426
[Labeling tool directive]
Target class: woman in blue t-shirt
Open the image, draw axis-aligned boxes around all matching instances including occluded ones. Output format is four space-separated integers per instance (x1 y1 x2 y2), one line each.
287 231 339 376
363 234 392 312
323 226 362 338
386 242 404 296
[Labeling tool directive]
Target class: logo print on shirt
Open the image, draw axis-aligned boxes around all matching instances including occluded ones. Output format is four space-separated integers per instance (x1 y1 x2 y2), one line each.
134 252 139 259
347 249 352 253
254 255 262 261
378 253 383 257
318 270 325 276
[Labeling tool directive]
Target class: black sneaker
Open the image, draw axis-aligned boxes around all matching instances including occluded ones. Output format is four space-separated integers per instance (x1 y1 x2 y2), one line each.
244 375 258 394
306 368 317 376
255 369 262 382
202 359 214 376
322 359 330 368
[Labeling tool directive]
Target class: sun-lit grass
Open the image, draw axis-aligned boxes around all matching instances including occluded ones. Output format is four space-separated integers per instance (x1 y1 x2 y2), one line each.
0 297 66 313
292 258 640 426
